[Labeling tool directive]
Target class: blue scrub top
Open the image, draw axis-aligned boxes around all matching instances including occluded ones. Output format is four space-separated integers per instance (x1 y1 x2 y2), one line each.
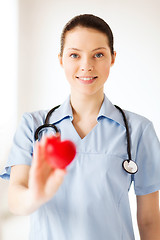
1 94 160 240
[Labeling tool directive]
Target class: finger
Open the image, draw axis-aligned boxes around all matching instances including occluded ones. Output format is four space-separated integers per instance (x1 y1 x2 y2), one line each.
32 141 40 167
32 141 46 170
45 169 66 197
45 133 61 143
40 135 47 146
55 132 61 139
37 136 50 166
35 139 57 175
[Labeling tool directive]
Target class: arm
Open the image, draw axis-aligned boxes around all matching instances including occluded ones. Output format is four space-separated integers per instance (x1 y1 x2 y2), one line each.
8 139 66 216
137 191 160 240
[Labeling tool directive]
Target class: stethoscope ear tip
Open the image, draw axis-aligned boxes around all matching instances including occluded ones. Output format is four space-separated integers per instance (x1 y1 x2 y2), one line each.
122 160 138 174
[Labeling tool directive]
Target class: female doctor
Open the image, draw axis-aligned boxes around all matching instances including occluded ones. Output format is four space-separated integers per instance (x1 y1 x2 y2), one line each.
1 14 160 240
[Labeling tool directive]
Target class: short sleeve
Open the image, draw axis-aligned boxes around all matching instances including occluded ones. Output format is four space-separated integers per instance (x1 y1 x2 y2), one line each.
0 113 34 180
134 122 160 195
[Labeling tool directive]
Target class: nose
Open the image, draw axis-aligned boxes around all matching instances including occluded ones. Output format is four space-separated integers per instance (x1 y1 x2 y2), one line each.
80 58 94 72
81 66 93 72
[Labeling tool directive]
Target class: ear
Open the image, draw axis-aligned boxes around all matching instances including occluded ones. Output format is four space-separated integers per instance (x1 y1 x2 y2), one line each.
111 51 116 66
58 53 63 68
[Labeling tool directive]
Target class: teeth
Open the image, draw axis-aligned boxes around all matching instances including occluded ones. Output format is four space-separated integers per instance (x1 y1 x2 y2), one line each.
77 77 96 80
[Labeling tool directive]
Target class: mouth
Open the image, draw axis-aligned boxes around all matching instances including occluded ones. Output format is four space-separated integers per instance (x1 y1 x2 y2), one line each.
76 76 98 84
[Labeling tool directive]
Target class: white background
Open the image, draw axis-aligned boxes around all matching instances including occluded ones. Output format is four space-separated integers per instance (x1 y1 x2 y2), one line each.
0 0 160 239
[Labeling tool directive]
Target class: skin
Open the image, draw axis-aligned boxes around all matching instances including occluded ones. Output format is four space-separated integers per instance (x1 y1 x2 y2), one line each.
137 192 160 239
59 27 115 97
9 26 160 239
8 135 66 215
59 27 116 138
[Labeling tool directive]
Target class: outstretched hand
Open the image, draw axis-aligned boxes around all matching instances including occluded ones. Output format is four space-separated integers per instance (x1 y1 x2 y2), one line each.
28 135 66 205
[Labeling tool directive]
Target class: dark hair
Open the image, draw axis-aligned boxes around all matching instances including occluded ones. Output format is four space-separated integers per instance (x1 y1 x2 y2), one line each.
60 14 114 56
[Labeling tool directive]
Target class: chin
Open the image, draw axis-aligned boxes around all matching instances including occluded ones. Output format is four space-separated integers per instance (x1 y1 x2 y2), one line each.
73 86 104 97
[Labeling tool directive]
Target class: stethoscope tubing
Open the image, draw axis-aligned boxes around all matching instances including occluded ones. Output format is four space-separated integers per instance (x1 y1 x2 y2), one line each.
114 105 132 161
34 104 138 174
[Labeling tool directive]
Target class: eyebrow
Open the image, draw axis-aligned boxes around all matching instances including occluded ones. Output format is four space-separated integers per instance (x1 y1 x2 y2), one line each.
67 47 107 52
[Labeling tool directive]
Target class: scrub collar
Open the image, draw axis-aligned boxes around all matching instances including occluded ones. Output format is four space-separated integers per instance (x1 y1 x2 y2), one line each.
97 95 126 128
48 94 125 128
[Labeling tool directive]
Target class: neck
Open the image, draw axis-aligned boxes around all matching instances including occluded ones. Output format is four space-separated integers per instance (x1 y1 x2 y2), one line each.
70 90 104 120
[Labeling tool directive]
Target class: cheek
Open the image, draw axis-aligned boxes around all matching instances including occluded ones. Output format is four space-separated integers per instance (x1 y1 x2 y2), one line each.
64 61 77 79
98 61 111 77
63 61 72 75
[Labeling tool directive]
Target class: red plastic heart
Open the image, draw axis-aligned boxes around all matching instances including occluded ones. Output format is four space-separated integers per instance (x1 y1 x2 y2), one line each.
45 136 76 169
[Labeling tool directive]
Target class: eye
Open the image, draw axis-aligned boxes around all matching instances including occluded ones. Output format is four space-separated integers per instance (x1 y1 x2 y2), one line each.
94 53 104 58
70 53 79 59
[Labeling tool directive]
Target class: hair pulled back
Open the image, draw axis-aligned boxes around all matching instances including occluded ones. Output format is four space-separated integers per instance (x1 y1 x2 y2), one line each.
60 14 114 56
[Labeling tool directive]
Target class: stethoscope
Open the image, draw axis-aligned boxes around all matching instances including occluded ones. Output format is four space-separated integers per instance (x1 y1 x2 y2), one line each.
34 105 138 174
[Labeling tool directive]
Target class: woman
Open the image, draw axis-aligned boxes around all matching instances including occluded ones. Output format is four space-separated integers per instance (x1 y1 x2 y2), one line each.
1 14 160 240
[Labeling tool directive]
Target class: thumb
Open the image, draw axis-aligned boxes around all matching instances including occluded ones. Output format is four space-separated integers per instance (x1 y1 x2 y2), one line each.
45 169 66 197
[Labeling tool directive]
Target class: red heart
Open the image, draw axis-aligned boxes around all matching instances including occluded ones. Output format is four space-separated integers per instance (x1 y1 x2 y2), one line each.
45 135 76 169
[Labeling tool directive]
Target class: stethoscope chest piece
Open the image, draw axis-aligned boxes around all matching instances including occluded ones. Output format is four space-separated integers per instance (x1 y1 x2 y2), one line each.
122 160 138 174
34 104 139 175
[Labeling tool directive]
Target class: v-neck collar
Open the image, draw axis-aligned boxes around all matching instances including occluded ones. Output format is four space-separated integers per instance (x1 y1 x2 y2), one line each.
48 94 125 129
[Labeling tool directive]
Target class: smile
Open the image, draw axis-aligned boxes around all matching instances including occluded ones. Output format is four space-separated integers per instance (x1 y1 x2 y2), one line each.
76 76 97 81
76 76 98 85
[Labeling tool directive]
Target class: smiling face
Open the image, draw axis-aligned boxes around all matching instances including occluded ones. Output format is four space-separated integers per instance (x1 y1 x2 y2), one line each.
59 27 116 97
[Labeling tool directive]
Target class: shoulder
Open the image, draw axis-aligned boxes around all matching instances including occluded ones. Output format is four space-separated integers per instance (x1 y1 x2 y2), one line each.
10 109 50 147
124 109 152 134
21 109 49 128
